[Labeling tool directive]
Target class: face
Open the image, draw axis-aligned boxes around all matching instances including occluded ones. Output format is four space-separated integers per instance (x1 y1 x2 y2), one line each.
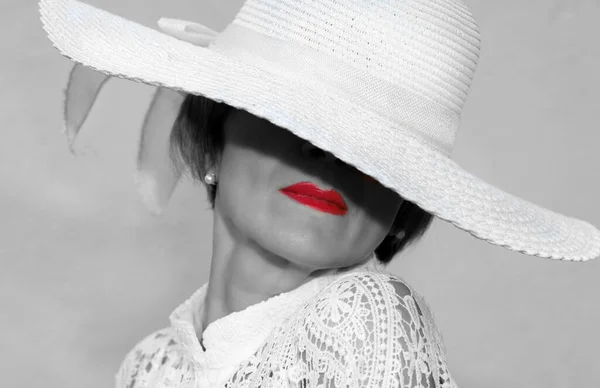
213 109 404 271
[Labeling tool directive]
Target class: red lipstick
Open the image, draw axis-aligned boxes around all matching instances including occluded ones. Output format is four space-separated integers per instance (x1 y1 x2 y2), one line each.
279 182 348 216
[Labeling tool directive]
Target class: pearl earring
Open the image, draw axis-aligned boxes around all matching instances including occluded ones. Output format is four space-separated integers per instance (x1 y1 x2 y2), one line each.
204 172 217 185
389 230 406 239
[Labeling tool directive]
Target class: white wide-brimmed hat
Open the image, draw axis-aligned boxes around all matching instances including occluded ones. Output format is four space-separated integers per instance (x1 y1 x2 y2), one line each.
39 0 600 261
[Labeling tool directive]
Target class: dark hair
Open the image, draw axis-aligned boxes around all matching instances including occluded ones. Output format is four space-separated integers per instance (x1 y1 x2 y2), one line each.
169 93 434 265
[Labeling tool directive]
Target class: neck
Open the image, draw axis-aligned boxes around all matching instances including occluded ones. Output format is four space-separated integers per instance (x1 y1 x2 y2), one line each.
201 204 325 335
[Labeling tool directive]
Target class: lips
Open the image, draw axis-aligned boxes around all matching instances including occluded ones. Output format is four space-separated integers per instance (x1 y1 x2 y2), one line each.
279 182 348 215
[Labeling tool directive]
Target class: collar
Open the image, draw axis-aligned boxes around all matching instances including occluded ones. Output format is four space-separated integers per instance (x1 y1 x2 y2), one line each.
168 256 380 371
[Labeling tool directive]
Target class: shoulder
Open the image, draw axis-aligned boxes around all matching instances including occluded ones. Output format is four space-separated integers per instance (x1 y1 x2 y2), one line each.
115 327 187 388
312 270 421 327
315 269 416 306
304 270 446 387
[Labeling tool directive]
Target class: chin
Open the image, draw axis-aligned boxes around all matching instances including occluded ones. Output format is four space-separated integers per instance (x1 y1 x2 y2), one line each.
242 202 352 265
287 244 361 271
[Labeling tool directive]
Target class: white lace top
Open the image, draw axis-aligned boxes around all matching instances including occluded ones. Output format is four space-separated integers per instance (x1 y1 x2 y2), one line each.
115 263 456 388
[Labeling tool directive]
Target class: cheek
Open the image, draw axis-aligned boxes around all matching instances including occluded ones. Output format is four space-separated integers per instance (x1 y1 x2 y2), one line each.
355 213 394 245
358 187 402 238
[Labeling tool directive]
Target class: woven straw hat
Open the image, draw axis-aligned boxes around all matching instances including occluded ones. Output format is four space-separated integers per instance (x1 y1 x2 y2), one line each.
39 0 600 261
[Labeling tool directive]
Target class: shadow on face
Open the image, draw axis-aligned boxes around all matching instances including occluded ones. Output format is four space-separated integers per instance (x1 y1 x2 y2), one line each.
214 108 404 270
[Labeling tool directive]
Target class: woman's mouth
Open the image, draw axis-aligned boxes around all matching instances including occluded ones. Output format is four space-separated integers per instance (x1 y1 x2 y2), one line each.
279 182 348 216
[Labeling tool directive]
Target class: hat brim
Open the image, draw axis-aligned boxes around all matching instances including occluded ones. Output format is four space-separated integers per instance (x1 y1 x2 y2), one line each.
39 0 600 261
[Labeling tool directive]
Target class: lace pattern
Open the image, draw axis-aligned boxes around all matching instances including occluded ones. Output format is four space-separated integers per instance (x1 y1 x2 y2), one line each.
116 329 196 388
221 271 456 387
116 270 456 388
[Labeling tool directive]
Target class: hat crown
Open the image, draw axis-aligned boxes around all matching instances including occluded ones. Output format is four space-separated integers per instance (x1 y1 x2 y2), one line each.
230 0 481 115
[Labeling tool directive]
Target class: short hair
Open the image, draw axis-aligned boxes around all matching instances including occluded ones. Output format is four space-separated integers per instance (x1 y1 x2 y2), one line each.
169 93 434 265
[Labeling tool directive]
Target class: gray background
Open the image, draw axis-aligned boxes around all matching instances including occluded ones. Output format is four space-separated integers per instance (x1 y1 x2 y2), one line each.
3 0 600 386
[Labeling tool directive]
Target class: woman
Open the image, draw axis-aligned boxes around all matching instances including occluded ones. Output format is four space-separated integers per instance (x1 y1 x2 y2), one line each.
39 0 600 387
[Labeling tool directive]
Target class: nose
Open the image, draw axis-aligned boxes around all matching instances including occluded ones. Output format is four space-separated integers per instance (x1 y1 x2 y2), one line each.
301 141 337 164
